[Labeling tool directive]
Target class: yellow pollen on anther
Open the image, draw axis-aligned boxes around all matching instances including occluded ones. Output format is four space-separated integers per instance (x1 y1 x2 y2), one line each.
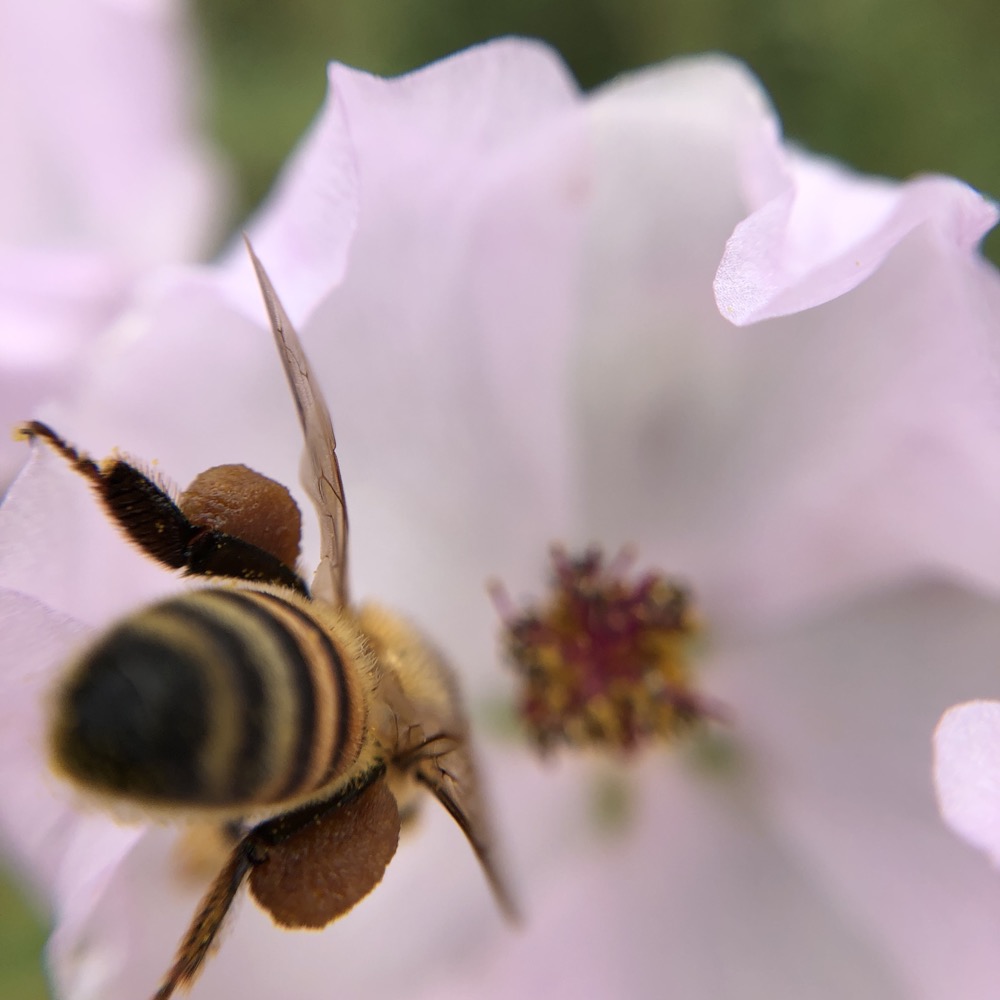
493 546 714 754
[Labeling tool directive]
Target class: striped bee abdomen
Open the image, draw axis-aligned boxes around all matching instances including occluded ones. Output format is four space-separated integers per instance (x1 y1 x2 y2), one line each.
50 587 370 814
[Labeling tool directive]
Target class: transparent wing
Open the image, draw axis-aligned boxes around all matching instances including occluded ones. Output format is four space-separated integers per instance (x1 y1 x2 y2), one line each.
244 237 349 607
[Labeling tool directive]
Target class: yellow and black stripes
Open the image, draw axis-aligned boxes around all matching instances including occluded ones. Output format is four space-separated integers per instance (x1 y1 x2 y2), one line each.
50 586 371 815
249 592 365 797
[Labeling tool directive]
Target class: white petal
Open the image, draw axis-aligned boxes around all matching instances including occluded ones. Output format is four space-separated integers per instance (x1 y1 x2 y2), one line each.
0 436 178 625
0 0 226 260
0 247 125 487
438 757 909 1000
715 153 998 325
221 37 579 330
0 0 228 491
0 589 92 903
716 581 1000 999
571 55 1000 625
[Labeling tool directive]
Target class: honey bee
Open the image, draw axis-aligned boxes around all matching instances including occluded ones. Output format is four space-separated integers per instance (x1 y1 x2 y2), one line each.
17 240 515 1000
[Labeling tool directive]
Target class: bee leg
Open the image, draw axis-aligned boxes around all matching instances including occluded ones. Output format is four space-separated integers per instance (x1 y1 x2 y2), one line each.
16 420 195 571
184 531 308 594
152 836 260 1000
152 767 398 1000
392 731 461 772
248 770 401 929
16 421 308 594
401 733 521 923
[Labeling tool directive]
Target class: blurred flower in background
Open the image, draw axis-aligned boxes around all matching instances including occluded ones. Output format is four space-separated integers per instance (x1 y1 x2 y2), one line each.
4 13 1000 1000
0 0 227 492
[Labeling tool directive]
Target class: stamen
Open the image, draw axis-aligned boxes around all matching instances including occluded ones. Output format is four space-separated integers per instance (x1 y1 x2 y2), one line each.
492 545 720 753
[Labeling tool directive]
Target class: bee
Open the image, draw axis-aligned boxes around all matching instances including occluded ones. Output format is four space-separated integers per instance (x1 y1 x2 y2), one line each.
17 240 515 1000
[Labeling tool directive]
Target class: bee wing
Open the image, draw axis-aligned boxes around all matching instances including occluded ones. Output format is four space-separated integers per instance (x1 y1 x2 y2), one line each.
244 237 349 607
412 739 520 923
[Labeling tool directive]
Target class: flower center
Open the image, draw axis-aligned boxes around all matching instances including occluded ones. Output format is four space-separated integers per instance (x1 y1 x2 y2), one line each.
492 546 718 753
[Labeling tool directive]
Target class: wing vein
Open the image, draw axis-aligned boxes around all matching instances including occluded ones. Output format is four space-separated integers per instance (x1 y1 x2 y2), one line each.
244 237 349 607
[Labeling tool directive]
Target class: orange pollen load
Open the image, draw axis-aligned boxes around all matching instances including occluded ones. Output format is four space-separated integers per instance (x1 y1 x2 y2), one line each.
179 464 302 569
495 546 708 753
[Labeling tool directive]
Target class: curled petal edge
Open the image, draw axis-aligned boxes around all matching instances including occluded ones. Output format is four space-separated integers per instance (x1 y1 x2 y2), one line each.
715 152 1000 326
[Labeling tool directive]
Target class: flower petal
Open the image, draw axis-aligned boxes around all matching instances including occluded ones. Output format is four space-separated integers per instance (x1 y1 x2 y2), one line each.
571 56 1000 625
222 37 580 330
0 0 228 489
0 248 125 488
0 588 92 903
0 437 177 626
933 701 1000 865
715 153 998 326
438 757 909 1000
451 584 1000 1000
0 0 225 260
717 581 1000 999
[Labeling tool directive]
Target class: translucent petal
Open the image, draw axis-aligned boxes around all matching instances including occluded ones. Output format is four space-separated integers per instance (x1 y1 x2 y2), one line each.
0 588 91 902
221 37 579 331
718 582 1000 998
572 57 1000 625
715 153 998 326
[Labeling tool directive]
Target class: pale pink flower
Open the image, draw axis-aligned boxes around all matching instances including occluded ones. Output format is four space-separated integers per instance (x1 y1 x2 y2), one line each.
4 37 1000 1000
0 0 227 489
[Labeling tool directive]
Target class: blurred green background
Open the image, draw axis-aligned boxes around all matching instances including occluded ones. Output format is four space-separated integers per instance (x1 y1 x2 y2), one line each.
3 1 999 997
